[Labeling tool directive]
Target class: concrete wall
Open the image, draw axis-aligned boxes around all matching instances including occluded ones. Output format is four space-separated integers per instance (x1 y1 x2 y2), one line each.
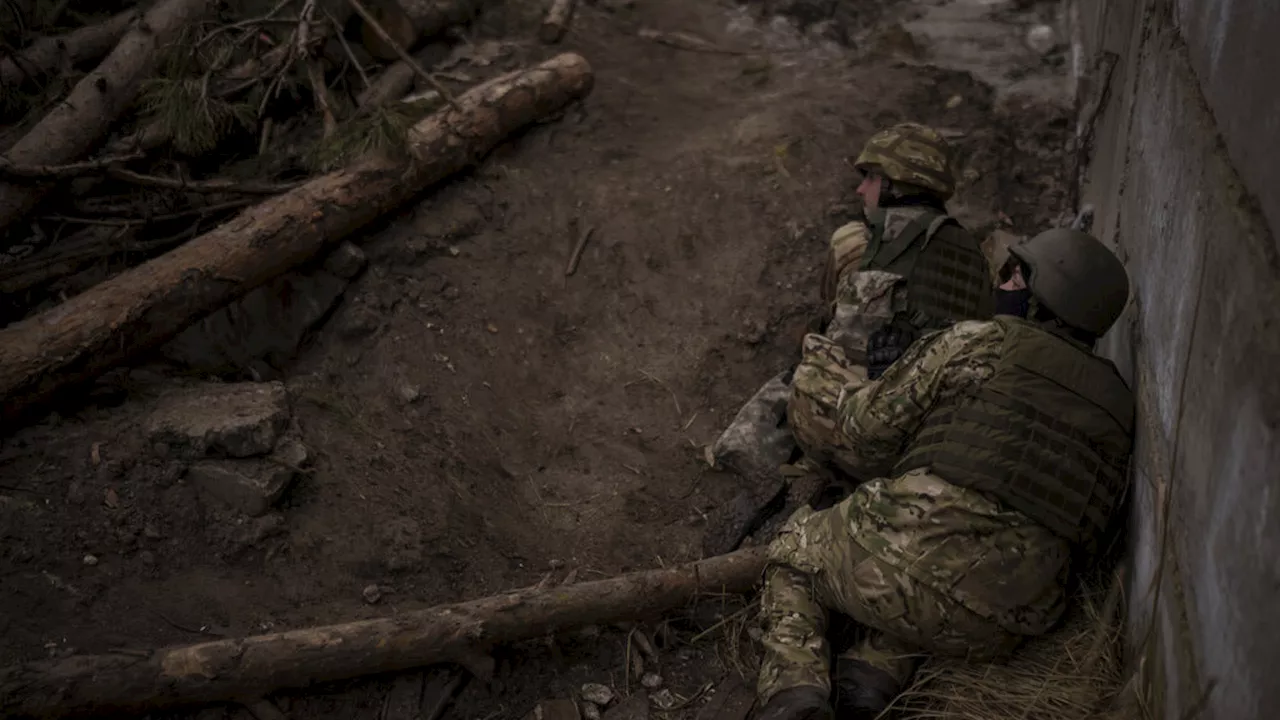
1072 0 1280 718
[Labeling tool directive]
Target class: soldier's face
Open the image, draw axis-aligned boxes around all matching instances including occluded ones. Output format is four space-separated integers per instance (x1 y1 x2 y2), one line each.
999 263 1028 291
856 172 882 210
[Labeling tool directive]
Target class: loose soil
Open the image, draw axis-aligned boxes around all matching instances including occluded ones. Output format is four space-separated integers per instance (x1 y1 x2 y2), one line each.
0 0 1074 717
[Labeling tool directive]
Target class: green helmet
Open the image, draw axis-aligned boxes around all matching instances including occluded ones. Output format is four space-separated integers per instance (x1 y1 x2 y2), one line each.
1009 228 1130 336
854 122 956 200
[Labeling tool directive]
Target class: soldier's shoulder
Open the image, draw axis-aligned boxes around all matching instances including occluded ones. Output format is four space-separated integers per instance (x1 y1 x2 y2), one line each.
932 319 1007 352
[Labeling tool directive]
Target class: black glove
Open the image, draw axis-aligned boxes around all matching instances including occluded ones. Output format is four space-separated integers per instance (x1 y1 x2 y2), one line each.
866 321 918 380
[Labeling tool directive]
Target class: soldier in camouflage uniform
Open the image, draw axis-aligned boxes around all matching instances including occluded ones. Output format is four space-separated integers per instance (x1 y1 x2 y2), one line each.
705 124 996 555
755 228 1135 720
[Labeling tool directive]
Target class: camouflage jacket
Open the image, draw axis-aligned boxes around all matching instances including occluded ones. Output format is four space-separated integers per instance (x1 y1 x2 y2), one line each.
832 320 1072 635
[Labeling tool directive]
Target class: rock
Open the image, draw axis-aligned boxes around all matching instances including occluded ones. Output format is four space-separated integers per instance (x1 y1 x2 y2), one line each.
397 384 422 404
528 699 580 720
145 382 290 459
602 692 648 720
188 438 306 516
380 517 425 572
362 584 383 604
581 703 601 720
580 684 615 707
337 303 383 340
650 689 675 711
162 268 350 374
640 673 663 690
1026 24 1057 55
82 554 98 566
323 242 368 280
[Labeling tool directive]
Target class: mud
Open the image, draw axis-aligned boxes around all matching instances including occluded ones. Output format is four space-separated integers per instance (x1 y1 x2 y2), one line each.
0 0 1074 717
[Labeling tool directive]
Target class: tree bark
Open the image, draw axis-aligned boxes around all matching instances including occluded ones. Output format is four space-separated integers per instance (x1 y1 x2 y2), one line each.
0 547 767 718
0 9 139 91
0 0 214 235
0 53 593 428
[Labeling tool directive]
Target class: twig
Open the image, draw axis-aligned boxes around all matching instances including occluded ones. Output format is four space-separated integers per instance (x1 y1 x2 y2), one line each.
258 117 274 155
307 58 339 138
564 224 595 276
637 28 793 56
639 370 682 418
655 681 715 712
106 167 301 194
295 0 337 137
44 198 255 226
344 0 461 110
326 7 371 89
0 153 143 179
153 610 227 637
423 669 467 720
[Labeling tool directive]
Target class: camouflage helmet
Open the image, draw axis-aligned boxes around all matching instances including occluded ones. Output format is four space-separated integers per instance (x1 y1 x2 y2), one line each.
854 123 956 200
1009 228 1130 336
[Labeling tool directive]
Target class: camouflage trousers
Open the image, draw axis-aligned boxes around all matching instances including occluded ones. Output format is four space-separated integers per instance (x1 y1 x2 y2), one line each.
787 334 870 480
756 502 1023 704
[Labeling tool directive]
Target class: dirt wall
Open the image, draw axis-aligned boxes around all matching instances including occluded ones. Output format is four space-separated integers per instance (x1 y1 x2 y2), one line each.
1071 0 1280 717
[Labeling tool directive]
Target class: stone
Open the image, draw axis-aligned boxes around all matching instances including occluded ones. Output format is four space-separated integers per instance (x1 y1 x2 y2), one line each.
528 699 580 720
82 554 98 566
602 692 648 720
580 684 615 707
1026 24 1056 55
188 439 306 516
162 268 349 374
650 689 675 711
337 304 383 340
362 584 383 604
640 673 663 690
323 242 368 280
397 384 422 404
145 382 290 459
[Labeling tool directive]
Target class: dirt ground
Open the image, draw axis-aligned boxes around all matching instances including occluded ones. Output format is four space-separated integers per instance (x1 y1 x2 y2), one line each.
0 0 1075 717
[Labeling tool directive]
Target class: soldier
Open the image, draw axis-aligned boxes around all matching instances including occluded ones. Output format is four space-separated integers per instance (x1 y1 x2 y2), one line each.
706 123 995 554
754 228 1135 720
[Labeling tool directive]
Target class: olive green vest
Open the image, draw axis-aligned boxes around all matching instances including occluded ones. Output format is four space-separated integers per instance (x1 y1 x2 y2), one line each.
861 206 994 329
893 317 1134 548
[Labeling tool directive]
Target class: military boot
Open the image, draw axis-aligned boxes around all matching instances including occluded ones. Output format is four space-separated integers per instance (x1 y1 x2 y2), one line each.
833 657 902 719
752 686 833 720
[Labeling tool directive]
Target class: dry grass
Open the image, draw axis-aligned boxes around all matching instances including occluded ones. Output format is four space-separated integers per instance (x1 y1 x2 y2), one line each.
892 572 1139 720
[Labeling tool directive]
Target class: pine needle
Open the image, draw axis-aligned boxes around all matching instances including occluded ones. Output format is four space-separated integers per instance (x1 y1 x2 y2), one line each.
302 104 425 173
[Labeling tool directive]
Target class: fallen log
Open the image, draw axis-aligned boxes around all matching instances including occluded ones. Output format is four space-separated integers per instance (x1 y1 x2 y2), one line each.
0 547 767 718
0 9 139 92
0 0 214 235
357 42 452 109
0 52 593 427
0 0 211 237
